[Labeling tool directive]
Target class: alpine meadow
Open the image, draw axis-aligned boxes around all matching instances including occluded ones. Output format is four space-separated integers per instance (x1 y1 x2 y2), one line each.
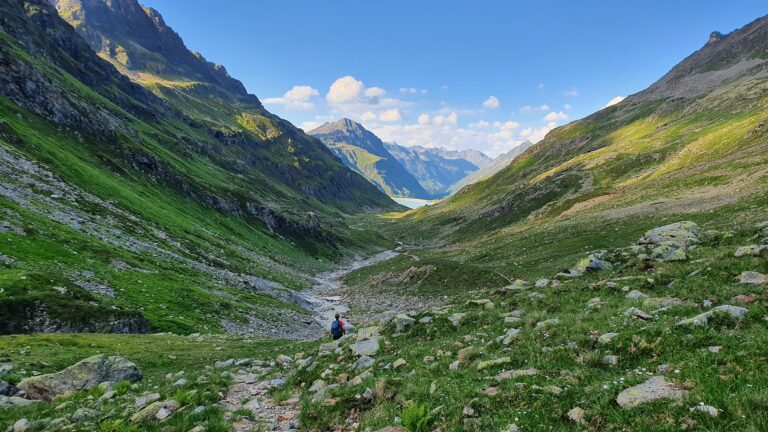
0 1 767 431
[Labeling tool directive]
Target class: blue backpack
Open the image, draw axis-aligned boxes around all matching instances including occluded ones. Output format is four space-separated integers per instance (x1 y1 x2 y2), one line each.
331 320 343 338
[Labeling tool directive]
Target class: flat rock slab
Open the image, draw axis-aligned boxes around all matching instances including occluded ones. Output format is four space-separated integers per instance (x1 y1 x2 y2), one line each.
616 376 688 408
350 338 380 356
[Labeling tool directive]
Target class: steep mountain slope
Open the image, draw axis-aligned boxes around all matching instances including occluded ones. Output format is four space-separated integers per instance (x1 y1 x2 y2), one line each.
447 140 533 194
385 143 490 197
0 0 397 335
310 119 431 198
407 16 768 239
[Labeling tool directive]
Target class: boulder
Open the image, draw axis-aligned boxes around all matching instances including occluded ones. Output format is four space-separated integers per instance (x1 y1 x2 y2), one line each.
130 400 180 422
638 222 700 248
357 326 381 341
625 290 648 300
18 355 141 401
0 381 18 396
625 307 652 320
355 356 375 370
616 376 688 408
566 407 586 424
677 305 748 326
350 339 380 357
0 396 39 408
734 245 767 257
651 245 687 262
737 271 768 286
597 332 619 344
534 318 560 330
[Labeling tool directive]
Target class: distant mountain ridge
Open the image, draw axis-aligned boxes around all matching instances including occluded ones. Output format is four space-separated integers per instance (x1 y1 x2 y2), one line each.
384 143 490 198
310 119 431 199
447 140 533 194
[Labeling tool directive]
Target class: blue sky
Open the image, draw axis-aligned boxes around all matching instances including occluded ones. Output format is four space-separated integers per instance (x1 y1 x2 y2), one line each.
142 0 766 156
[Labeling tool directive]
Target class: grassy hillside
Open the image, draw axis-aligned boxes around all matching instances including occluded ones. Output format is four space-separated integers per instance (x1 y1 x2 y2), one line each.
0 0 397 335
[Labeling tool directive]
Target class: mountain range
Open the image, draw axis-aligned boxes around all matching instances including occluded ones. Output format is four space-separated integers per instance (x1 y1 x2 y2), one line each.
445 140 533 195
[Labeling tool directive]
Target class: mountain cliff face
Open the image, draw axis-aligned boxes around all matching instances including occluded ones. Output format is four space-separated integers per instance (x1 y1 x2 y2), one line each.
0 0 396 335
310 119 431 199
410 15 768 238
446 140 533 195
384 143 490 198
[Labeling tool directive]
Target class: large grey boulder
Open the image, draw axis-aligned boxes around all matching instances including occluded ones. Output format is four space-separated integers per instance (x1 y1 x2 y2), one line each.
737 271 768 286
18 355 141 401
677 305 748 327
638 221 701 248
616 376 688 408
350 339 380 356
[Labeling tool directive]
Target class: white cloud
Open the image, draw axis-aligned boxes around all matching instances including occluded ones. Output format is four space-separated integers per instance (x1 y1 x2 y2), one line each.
364 87 386 97
327 76 365 103
417 113 431 125
263 85 319 109
604 96 626 108
379 108 402 122
520 104 550 113
482 95 500 109
543 111 568 122
564 104 573 110
520 121 558 143
431 111 458 126
469 120 490 129
360 111 377 121
399 87 427 94
563 88 580 97
493 121 520 130
300 121 324 131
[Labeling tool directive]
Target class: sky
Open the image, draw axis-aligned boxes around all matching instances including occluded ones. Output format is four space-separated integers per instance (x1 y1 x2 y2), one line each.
142 0 766 157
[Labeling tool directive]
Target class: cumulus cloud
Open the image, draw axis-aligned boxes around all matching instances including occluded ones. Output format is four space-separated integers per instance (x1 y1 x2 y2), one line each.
432 112 458 126
364 87 386 97
360 111 377 121
520 104 550 113
604 96 626 108
379 108 402 122
520 121 558 143
327 76 365 103
483 96 500 109
469 120 490 129
263 85 319 109
543 111 568 121
417 113 431 125
493 121 520 130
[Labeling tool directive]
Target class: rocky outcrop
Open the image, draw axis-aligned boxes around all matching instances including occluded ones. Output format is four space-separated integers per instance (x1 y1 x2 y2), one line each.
18 354 142 401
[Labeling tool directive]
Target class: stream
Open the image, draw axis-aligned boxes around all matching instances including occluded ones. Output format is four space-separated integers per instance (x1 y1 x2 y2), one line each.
300 250 399 330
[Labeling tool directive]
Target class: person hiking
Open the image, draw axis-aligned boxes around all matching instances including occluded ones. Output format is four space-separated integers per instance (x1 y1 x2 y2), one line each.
330 313 346 340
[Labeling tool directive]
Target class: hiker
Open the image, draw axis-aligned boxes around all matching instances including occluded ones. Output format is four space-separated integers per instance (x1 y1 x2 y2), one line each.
331 313 346 340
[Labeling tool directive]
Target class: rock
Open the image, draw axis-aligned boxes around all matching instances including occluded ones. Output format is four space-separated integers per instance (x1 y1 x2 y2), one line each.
602 355 619 366
534 279 551 288
130 400 180 423
504 316 522 325
100 390 116 400
677 304 748 326
350 339 380 356
0 396 39 408
173 378 187 387
690 404 719 417
586 297 603 310
732 294 757 304
651 245 687 261
319 340 341 353
534 318 560 330
737 271 768 286
72 407 98 421
495 368 539 381
734 245 767 257
349 371 372 386
309 379 327 392
135 393 161 409
244 398 260 411
598 332 619 344
616 376 688 408
467 299 494 309
215 359 234 368
643 297 686 309
477 357 511 371
625 290 648 300
625 307 652 320
449 361 460 370
276 354 293 365
707 346 722 353
534 385 563 395
639 221 701 248
393 358 407 369
448 313 467 327
394 315 415 333
13 418 30 432
566 407 586 424
0 381 18 396
355 356 375 370
419 316 433 324
18 355 141 401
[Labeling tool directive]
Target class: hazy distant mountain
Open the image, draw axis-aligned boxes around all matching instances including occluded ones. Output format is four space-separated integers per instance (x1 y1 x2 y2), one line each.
310 119 431 199
384 143 491 197
447 141 533 194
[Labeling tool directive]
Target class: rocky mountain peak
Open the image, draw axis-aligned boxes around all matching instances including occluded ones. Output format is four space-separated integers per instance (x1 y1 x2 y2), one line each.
708 30 724 44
